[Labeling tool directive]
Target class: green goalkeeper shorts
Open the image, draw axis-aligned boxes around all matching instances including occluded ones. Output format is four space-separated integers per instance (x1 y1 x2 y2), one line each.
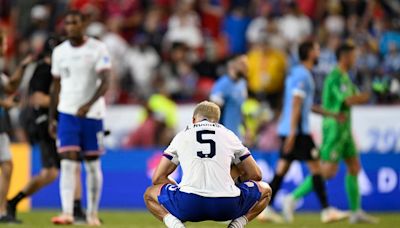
320 122 357 162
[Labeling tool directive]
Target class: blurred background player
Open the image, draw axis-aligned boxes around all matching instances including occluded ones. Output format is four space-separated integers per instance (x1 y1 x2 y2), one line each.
283 42 379 224
210 55 248 137
144 101 272 228
0 32 33 223
49 11 111 226
6 36 86 224
258 40 347 223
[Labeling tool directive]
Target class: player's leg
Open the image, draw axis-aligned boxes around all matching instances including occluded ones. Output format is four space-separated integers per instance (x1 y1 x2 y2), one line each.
0 133 15 223
144 184 185 228
229 181 271 228
343 139 378 224
307 161 329 209
51 113 81 225
83 156 102 226
257 158 290 223
0 161 12 220
81 118 105 226
8 139 59 220
245 181 272 221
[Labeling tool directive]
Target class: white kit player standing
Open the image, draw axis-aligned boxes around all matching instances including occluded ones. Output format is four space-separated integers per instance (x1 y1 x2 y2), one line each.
49 10 111 226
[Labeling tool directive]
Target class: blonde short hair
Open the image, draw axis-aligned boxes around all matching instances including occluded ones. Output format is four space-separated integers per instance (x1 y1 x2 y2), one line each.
193 101 221 123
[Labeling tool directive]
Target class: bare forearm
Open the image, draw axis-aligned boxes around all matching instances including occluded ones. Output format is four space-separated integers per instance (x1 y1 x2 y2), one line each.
345 93 369 106
49 80 60 120
311 105 336 117
152 176 177 186
85 71 110 107
290 98 302 134
5 65 26 93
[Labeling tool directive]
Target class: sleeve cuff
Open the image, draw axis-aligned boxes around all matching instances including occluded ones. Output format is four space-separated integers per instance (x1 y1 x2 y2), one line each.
293 89 306 98
210 94 224 106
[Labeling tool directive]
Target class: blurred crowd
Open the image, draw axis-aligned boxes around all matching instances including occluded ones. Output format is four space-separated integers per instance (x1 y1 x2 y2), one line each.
1 0 400 148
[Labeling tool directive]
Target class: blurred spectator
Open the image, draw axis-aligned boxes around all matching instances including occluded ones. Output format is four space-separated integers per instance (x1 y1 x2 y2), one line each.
247 35 287 111
240 97 270 148
324 1 345 36
314 33 340 103
164 0 203 49
158 42 198 100
138 6 165 54
246 1 271 46
383 42 400 76
199 0 226 39
355 40 379 92
210 55 248 137
122 105 174 148
379 19 400 56
124 34 160 99
278 2 312 47
222 4 251 54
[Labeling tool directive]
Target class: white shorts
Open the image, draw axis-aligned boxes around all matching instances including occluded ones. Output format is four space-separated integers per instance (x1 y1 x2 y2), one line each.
0 133 12 162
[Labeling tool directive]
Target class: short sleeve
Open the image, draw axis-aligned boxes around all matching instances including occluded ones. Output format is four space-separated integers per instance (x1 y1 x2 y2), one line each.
210 78 228 105
227 130 251 165
292 74 308 98
51 48 60 77
163 134 180 165
95 44 112 73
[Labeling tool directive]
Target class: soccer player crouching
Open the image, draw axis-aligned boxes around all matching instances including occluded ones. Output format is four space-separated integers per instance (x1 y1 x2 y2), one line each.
144 101 272 228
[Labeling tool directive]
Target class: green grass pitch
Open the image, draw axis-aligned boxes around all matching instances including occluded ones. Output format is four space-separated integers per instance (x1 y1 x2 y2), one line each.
16 211 399 228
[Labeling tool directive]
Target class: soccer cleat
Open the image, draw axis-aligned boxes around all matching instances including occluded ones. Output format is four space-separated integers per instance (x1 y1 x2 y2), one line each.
51 214 74 225
321 207 350 223
257 206 284 223
349 210 379 224
0 215 22 224
74 210 87 225
282 195 296 223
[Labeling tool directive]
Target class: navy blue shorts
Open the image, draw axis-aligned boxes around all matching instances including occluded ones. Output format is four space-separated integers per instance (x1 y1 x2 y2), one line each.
57 112 104 156
158 181 261 222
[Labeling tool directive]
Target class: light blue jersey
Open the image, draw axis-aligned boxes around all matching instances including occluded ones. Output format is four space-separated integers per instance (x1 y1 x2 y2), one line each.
278 64 314 136
210 75 247 137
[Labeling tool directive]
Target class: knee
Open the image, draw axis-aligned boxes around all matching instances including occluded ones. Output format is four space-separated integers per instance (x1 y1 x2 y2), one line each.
1 161 13 178
348 163 360 176
257 181 272 201
60 152 79 161
42 168 59 182
143 187 156 204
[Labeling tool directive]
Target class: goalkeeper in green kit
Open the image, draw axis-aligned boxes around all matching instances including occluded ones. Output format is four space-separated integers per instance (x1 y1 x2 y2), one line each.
282 42 378 224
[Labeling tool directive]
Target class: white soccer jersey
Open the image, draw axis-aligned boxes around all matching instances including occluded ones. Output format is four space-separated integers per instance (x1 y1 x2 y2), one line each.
51 37 111 119
163 120 251 198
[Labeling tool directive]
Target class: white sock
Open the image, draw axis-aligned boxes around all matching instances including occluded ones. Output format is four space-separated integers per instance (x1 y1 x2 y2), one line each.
60 159 78 215
163 213 185 228
228 216 248 228
84 159 103 216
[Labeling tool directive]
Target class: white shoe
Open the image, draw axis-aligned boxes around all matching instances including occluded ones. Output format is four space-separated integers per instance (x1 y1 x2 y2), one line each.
321 207 350 223
257 206 284 223
282 195 296 223
349 210 379 224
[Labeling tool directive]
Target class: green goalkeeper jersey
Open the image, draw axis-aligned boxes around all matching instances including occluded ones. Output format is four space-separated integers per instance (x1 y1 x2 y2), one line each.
320 66 358 162
322 66 358 123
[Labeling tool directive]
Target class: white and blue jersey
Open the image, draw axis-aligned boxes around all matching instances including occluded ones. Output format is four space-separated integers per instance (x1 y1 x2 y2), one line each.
210 75 247 137
277 64 315 136
158 121 261 222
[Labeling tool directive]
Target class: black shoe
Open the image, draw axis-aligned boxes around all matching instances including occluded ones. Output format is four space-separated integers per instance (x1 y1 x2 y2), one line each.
73 210 87 225
7 201 17 219
0 215 22 224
